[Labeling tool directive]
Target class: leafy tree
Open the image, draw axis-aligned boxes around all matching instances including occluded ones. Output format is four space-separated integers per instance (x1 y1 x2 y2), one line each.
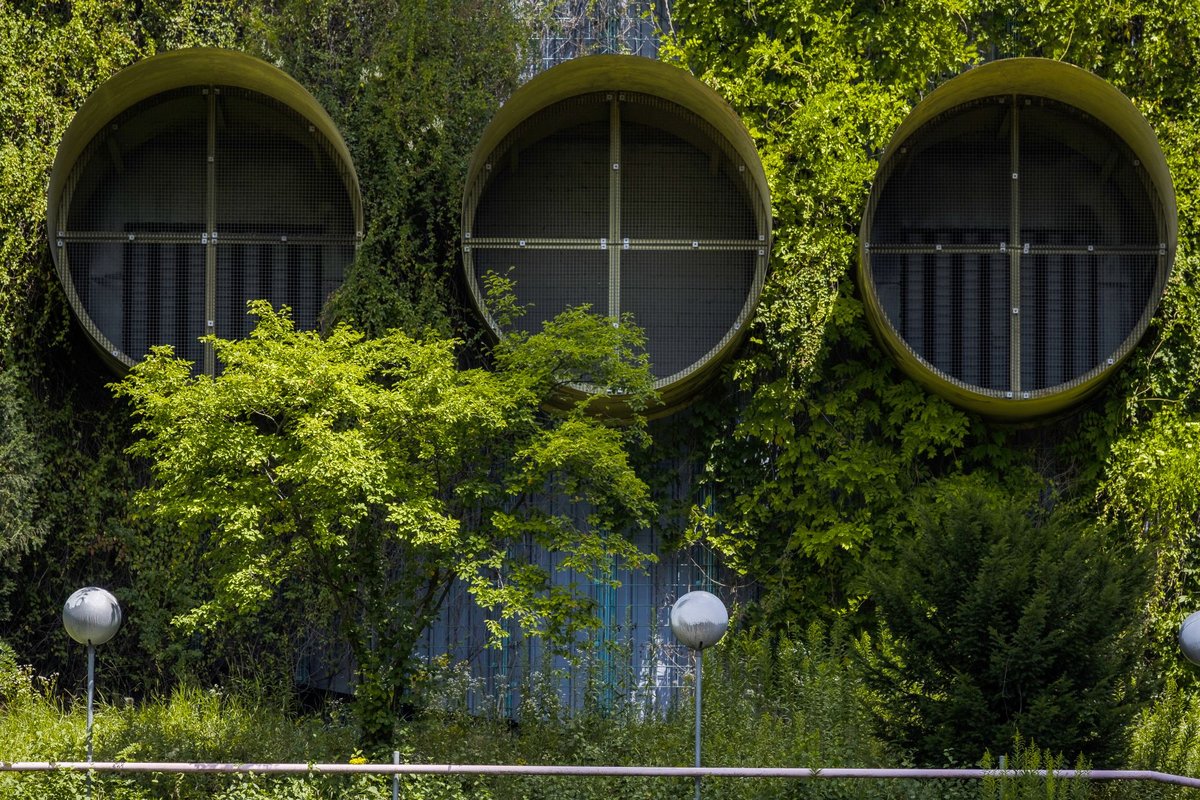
1098 408 1200 680
113 299 657 742
0 0 530 693
862 477 1150 766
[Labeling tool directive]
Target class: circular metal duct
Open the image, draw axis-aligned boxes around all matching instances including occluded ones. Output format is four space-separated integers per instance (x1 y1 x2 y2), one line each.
47 48 363 374
462 55 771 415
859 58 1176 420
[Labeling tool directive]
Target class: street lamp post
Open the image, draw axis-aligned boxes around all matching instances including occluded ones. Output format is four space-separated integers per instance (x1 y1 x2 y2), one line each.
63 587 122 799
670 590 729 800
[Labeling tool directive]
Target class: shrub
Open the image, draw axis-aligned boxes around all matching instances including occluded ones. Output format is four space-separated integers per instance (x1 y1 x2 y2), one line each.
863 476 1150 766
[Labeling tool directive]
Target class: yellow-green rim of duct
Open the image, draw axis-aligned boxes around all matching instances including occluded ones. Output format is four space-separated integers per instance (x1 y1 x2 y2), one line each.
858 57 1177 422
46 47 364 373
462 54 772 418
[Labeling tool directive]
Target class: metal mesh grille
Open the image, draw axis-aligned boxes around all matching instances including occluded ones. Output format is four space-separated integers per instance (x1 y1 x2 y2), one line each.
620 250 755 379
466 91 766 387
216 243 351 340
473 249 608 335
64 89 208 236
865 94 1166 398
873 252 1011 391
619 100 756 241
66 241 207 365
474 102 609 239
215 88 356 241
1019 253 1155 390
1019 100 1158 248
59 85 357 371
871 101 1011 248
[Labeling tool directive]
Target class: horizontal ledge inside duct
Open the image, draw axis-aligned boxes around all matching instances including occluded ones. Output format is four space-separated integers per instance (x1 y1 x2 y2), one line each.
59 232 360 245
465 238 764 251
867 244 1164 256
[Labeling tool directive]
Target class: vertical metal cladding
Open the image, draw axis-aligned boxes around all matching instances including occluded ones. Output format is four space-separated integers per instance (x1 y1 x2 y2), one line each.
462 55 771 415
47 48 363 374
860 58 1176 420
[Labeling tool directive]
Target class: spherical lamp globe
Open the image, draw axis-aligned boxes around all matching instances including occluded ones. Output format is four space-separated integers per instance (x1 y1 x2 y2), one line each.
1181 611 1200 666
63 587 122 646
669 591 729 652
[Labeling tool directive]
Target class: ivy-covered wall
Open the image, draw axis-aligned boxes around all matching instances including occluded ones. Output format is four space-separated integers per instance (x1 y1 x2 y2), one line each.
3 0 1200 709
662 0 1200 675
0 0 530 693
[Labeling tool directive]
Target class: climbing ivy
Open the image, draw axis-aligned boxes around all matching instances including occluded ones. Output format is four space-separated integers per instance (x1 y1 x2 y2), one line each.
5 0 1200 711
663 0 1200 646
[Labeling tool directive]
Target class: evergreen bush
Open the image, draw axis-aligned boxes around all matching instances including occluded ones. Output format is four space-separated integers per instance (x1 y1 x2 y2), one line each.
863 477 1150 766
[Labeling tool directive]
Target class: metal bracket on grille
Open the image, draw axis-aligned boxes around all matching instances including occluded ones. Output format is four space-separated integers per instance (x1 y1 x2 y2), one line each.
600 238 607 250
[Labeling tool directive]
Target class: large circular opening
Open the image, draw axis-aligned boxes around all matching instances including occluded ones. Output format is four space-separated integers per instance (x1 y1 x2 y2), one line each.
48 48 362 374
859 59 1176 420
463 56 771 415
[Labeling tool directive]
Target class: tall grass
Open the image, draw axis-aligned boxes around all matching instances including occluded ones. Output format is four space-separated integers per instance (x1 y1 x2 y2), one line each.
0 666 402 799
8 629 1189 799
